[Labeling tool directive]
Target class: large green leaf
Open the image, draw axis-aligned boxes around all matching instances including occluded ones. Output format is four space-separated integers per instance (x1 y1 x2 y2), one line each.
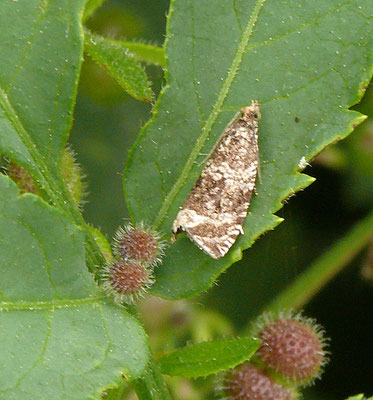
124 0 372 299
0 175 149 399
0 0 107 270
0 0 85 180
158 337 260 378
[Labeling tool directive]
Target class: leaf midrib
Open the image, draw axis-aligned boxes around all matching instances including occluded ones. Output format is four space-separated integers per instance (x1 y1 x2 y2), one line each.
0 294 108 311
152 0 266 229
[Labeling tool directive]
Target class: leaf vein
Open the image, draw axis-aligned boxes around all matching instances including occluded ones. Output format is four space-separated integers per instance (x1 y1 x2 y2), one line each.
265 68 333 104
11 309 52 391
232 0 243 33
245 0 351 53
190 2 207 123
0 295 108 311
3 0 49 91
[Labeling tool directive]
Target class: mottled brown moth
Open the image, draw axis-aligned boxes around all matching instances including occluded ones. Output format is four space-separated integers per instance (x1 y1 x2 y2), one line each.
172 101 261 259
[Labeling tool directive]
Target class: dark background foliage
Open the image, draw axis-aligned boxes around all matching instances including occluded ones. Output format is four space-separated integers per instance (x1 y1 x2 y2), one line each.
71 1 373 398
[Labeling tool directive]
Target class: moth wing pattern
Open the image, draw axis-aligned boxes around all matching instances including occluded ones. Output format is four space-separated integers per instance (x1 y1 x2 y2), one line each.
172 101 261 259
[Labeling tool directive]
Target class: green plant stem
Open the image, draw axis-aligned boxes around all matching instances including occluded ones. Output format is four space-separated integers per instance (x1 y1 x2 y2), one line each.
132 353 173 400
266 209 373 313
36 168 106 271
37 175 105 271
124 305 172 400
35 172 105 271
59 184 107 270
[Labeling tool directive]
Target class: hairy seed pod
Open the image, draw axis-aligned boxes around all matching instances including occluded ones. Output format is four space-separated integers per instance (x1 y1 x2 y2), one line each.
223 363 298 400
113 222 165 265
255 312 328 385
101 259 154 304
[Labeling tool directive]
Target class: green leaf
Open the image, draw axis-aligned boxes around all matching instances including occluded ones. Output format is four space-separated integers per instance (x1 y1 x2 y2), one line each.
84 31 154 102
124 0 373 299
88 224 113 261
84 0 106 21
346 395 373 400
0 0 85 181
0 0 106 271
0 175 149 399
119 41 165 67
158 337 260 378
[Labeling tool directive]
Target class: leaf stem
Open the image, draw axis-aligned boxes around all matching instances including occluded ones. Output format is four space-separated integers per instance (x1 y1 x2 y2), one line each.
123 305 172 400
266 209 373 313
58 185 107 271
132 353 173 400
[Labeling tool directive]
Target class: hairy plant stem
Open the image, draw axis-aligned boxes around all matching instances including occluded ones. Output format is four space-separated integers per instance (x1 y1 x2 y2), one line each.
132 353 173 400
124 305 173 400
266 208 373 313
47 180 106 271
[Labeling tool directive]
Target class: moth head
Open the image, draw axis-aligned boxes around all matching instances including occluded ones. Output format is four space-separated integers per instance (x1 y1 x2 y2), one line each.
240 101 261 122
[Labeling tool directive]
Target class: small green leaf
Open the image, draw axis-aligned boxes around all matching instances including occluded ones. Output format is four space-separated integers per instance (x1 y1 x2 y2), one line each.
88 224 113 261
0 175 149 399
346 396 373 400
84 0 106 21
124 0 373 299
158 337 260 378
85 31 154 102
120 41 165 67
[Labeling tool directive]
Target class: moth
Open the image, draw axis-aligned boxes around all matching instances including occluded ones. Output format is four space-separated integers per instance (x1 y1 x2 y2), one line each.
172 101 261 259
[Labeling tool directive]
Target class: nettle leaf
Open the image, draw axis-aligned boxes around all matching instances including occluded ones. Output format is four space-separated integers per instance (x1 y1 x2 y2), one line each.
0 0 107 271
84 31 154 102
0 175 149 400
124 0 372 299
158 337 260 378
0 0 85 181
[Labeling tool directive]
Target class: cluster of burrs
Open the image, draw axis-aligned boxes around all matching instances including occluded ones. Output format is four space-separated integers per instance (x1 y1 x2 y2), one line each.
221 311 329 400
101 222 166 305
